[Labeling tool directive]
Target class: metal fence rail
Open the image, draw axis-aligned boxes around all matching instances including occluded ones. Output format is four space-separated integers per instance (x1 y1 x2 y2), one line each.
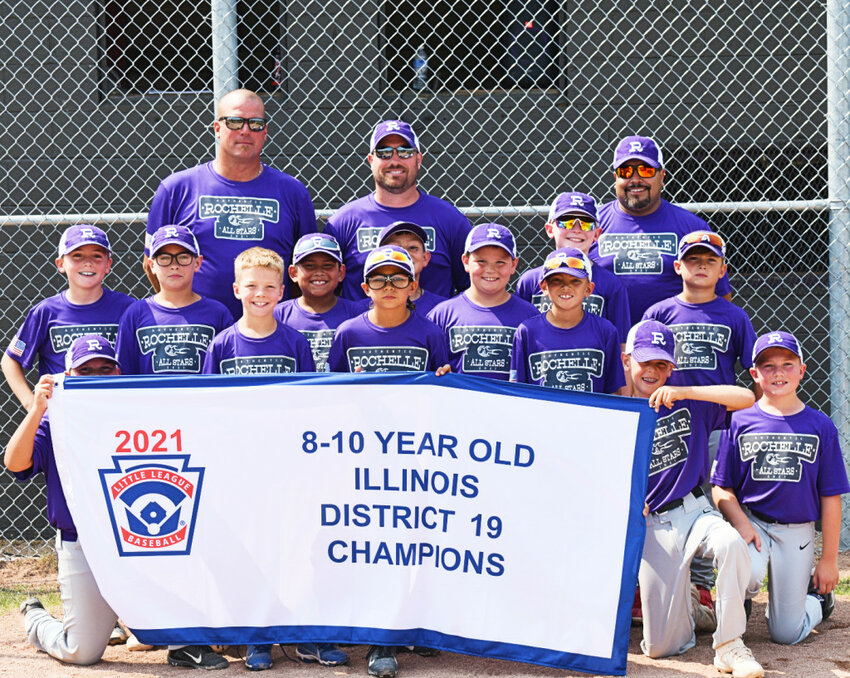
2 1 850 555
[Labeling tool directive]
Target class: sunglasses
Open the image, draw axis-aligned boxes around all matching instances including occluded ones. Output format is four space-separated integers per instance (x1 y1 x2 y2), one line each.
373 146 418 160
553 217 596 232
294 236 341 256
681 231 725 248
615 164 657 179
544 255 587 271
218 116 268 131
366 274 412 290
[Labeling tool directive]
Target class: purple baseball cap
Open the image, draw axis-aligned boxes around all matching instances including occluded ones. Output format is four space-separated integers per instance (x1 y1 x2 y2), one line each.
625 320 677 366
752 331 804 364
150 225 200 256
678 231 726 259
370 120 420 151
64 334 120 371
58 224 112 256
612 135 664 169
378 221 428 247
292 233 343 264
548 192 598 222
464 223 517 258
363 244 416 280
539 247 592 284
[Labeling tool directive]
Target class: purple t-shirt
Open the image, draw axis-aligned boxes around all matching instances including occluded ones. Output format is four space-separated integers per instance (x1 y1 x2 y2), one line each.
510 313 625 393
427 293 538 381
327 312 449 373
116 296 233 375
202 322 315 375
12 415 76 539
324 191 472 300
711 403 850 523
515 263 631 343
642 295 756 387
146 161 317 317
646 399 726 512
274 297 364 372
590 199 732 325
6 289 135 376
413 289 448 317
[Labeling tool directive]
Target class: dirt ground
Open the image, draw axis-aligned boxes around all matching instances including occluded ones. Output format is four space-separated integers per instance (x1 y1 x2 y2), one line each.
2 556 849 678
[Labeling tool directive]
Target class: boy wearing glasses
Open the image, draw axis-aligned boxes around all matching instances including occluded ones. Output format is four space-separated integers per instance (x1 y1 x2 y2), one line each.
116 225 232 375
145 88 317 318
515 192 631 346
275 233 365 372
592 135 731 326
510 248 626 394
2 224 133 411
324 119 471 300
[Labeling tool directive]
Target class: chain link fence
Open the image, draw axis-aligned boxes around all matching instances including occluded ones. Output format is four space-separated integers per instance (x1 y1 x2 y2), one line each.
1 1 849 556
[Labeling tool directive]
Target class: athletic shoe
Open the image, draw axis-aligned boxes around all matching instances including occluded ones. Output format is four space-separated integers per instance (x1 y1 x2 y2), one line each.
127 634 155 651
367 645 398 678
296 643 349 666
692 584 717 632
400 645 441 657
808 577 835 621
19 597 44 615
631 587 642 626
167 645 229 670
714 637 764 678
245 645 273 670
109 621 129 645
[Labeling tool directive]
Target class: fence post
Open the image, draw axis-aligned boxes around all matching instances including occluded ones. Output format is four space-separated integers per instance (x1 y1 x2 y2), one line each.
211 0 240 110
826 0 850 549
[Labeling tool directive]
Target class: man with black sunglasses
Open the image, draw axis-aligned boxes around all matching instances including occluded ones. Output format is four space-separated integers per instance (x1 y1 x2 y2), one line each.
591 135 731 326
324 119 472 301
144 88 317 318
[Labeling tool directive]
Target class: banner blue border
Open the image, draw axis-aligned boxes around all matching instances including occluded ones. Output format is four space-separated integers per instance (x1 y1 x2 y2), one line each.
64 372 655 675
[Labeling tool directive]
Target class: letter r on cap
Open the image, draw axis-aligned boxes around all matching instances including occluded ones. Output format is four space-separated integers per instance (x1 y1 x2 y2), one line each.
165 227 178 238
768 332 783 345
386 121 400 131
651 332 666 345
570 195 584 206
81 228 94 238
629 141 643 153
487 228 501 239
86 339 102 351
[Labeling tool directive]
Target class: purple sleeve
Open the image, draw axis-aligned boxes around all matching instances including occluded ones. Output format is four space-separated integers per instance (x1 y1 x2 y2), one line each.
605 280 632 344
509 325 529 383
145 181 175 255
296 333 317 372
816 422 850 497
292 183 318 241
11 416 52 482
736 311 757 369
327 329 348 372
428 325 450 369
450 215 473 294
603 326 626 393
115 306 141 375
514 270 537 303
6 304 46 370
202 338 221 374
709 426 736 487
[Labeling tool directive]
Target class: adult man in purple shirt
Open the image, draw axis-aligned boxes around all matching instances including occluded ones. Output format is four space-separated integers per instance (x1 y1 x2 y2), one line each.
324 120 472 300
145 89 317 317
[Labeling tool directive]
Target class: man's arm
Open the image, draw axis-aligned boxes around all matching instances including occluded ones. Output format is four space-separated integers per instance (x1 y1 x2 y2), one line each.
5 374 53 472
1 353 34 411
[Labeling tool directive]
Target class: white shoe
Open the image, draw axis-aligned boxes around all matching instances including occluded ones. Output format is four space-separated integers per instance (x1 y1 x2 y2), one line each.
126 634 154 652
714 637 764 678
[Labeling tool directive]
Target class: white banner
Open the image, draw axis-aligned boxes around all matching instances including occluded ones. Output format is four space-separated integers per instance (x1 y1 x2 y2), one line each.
49 372 656 675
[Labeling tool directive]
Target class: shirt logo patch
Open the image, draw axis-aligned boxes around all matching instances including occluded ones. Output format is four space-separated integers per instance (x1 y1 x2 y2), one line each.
299 329 336 372
739 433 819 482
650 408 691 475
448 326 516 374
669 323 732 371
346 346 429 372
49 324 119 353
198 196 280 240
136 325 217 373
219 355 297 375
528 349 604 391
597 233 677 275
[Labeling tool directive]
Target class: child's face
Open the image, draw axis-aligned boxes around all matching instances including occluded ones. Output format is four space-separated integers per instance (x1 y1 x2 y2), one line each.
541 274 593 313
150 244 201 292
234 266 284 318
622 354 674 399
750 347 805 399
673 248 726 289
289 253 344 300
55 244 111 291
361 264 416 311
70 358 121 376
462 246 518 298
385 232 430 277
545 217 600 254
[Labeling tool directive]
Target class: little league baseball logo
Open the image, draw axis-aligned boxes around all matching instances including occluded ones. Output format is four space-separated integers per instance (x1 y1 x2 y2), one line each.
99 456 204 556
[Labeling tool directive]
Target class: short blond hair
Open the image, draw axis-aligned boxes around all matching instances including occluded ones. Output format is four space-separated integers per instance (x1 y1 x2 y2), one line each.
234 247 285 280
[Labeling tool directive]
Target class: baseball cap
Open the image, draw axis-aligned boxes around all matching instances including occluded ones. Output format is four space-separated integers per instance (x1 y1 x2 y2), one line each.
548 192 598 223
752 331 804 364
363 245 416 280
58 224 111 256
464 223 517 258
612 135 664 169
539 247 592 284
678 231 726 259
292 233 343 264
64 334 120 371
370 120 420 152
625 320 677 366
378 221 428 248
150 225 200 257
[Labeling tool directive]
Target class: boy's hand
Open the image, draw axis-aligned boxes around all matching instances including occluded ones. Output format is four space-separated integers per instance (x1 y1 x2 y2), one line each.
647 385 683 411
813 557 839 594
435 364 451 377
31 375 55 413
732 517 761 552
643 502 649 517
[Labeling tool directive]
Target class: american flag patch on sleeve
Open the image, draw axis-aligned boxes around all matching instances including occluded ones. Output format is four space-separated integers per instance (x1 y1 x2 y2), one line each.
9 337 26 357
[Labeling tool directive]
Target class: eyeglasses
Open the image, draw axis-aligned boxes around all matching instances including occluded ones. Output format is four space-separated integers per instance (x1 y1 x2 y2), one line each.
553 217 596 232
366 274 412 290
681 231 725 249
544 255 587 271
615 164 658 179
372 146 418 160
218 116 268 131
294 236 341 256
153 251 195 266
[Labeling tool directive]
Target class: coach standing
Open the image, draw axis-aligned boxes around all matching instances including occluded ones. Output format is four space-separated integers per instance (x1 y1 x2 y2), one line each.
144 89 317 317
324 120 472 300
591 135 731 325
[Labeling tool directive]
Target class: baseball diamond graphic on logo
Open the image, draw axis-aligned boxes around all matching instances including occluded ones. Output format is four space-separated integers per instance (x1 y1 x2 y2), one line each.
356 225 437 252
198 196 280 240
669 323 732 371
99 455 204 556
597 232 677 276
49 324 119 353
649 408 692 475
739 432 820 482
